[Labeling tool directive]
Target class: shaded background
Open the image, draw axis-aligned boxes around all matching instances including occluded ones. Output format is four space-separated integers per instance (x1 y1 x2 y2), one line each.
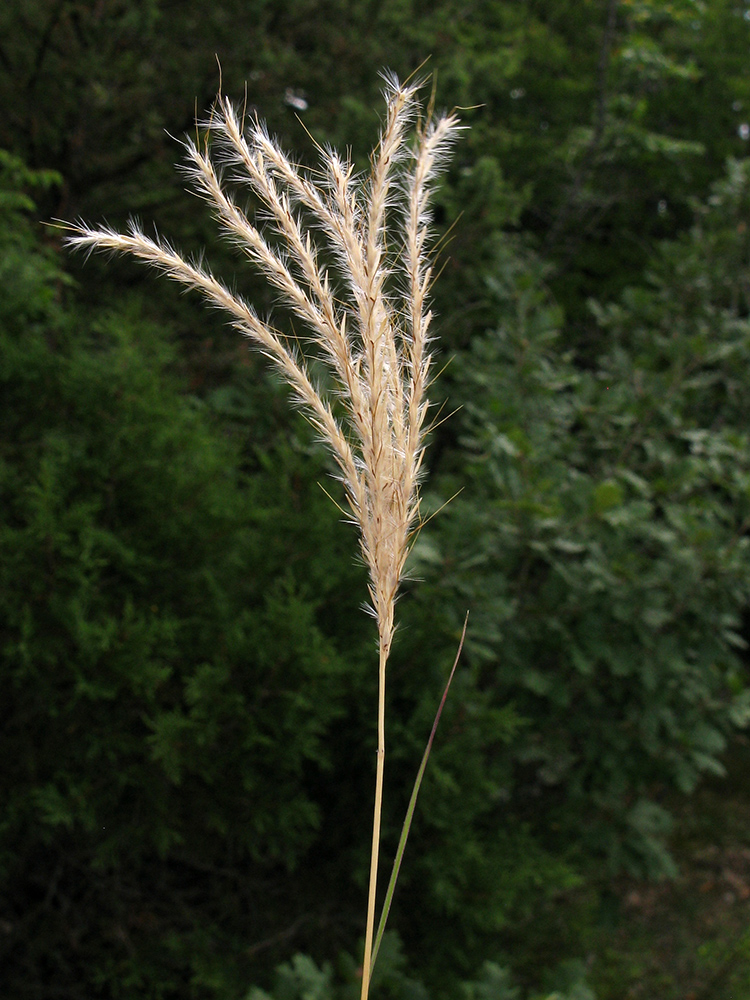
2 1 750 997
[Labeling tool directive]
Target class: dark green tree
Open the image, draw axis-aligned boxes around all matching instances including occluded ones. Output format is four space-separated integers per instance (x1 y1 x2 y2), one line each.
421 157 750 896
0 150 374 996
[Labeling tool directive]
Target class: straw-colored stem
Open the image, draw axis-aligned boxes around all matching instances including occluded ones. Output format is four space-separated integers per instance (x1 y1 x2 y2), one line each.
361 637 388 1000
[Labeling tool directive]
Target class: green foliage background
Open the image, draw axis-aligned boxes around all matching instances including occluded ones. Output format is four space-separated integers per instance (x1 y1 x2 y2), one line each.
1 2 750 997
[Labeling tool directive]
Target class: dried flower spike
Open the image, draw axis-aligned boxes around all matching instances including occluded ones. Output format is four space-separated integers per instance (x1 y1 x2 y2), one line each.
66 72 462 1000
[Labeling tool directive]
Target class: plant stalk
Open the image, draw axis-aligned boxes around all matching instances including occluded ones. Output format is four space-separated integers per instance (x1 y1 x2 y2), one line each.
361 639 388 1000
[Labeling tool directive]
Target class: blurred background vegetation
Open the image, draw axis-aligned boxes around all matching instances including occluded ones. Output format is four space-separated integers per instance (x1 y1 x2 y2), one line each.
2 1 750 997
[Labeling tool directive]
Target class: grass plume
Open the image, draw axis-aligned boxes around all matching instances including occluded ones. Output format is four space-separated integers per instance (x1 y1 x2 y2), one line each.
65 72 462 999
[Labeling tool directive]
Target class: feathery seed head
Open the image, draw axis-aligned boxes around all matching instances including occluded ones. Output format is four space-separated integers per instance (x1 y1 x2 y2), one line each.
64 73 463 650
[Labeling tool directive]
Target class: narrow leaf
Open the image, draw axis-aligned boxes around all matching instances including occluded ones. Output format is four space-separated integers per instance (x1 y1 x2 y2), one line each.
370 612 469 970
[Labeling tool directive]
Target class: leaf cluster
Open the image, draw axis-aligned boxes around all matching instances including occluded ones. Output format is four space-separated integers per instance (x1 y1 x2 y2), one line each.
0 165 374 994
423 160 750 882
